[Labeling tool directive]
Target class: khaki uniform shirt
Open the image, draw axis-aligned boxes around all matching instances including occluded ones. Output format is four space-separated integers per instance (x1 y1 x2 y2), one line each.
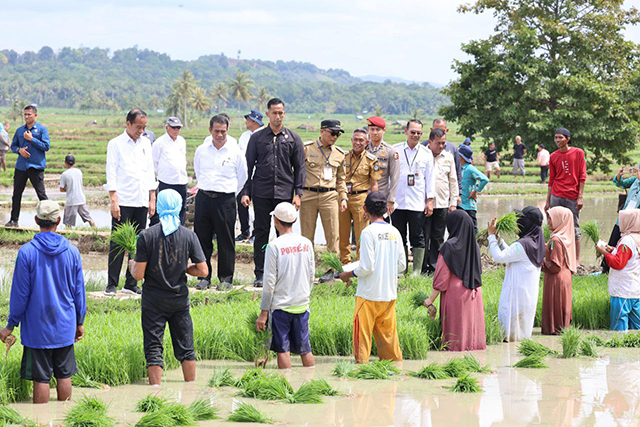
345 150 382 193
303 139 347 200
428 147 459 209
365 140 398 203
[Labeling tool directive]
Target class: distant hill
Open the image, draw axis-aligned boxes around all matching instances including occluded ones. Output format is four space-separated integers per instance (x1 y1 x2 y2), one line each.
359 75 446 88
0 46 449 115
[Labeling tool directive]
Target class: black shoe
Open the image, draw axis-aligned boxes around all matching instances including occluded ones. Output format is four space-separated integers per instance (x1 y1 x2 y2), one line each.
104 285 117 295
235 234 250 242
319 270 335 283
196 279 210 290
253 278 263 288
217 282 233 291
4 220 18 228
122 285 142 295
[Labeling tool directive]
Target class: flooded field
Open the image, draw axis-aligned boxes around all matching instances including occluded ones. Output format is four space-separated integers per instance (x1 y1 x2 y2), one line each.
9 337 640 426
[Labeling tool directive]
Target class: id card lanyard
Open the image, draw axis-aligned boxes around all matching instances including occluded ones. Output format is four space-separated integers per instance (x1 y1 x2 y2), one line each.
404 143 419 186
347 151 365 193
317 140 333 181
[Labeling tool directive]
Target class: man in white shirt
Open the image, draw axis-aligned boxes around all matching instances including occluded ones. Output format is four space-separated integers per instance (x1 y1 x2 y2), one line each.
255 202 315 369
391 119 435 276
202 113 238 148
193 115 248 291
537 143 550 183
105 108 157 295
150 117 188 225
236 110 264 241
339 191 405 363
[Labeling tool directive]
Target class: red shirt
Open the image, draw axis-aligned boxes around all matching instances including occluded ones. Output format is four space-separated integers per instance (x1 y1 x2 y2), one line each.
548 147 587 200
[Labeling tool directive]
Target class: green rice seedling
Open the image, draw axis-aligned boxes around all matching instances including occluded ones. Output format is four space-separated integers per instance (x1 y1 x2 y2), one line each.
561 325 583 358
580 339 599 357
443 358 469 378
240 374 294 401
320 251 343 273
584 334 605 346
461 354 492 373
65 395 115 427
352 360 399 380
477 212 519 246
449 375 482 393
109 220 138 258
135 407 175 427
163 403 196 426
411 291 430 309
476 228 489 246
247 311 271 366
581 220 601 248
72 372 105 389
543 224 551 241
234 368 267 388
332 361 357 378
0 405 37 426
518 339 558 356
291 383 324 404
300 378 340 396
513 353 549 369
187 399 219 421
410 363 450 380
208 367 236 388
621 333 640 347
135 394 167 413
227 402 273 424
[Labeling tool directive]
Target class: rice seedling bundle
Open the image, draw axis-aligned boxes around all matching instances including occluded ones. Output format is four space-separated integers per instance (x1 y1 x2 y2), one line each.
580 339 599 357
234 368 266 388
584 334 605 346
518 339 558 356
443 358 469 378
64 396 115 427
72 372 105 389
411 291 430 309
0 405 37 426
247 311 271 367
290 383 325 404
410 363 450 380
239 374 294 401
299 378 339 396
227 402 273 424
461 354 492 373
135 408 176 427
109 220 138 258
449 375 482 393
476 212 519 246
351 360 400 380
162 403 196 426
135 394 167 413
332 361 357 378
187 399 219 421
513 353 549 369
208 367 236 388
580 220 600 247
320 251 343 273
561 325 583 358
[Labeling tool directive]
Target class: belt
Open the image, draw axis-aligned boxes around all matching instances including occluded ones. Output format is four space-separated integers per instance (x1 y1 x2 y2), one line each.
348 190 368 195
199 190 234 198
303 187 336 193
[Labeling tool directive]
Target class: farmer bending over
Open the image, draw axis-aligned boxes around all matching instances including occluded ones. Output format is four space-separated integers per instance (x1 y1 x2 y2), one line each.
0 200 86 403
256 202 315 369
129 189 208 385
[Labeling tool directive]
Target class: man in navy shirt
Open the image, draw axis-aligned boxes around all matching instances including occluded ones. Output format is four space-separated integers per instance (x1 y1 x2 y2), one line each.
6 105 50 227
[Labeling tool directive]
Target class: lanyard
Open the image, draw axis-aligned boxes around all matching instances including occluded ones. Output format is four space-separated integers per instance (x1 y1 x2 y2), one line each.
347 151 365 181
316 140 331 166
404 144 419 173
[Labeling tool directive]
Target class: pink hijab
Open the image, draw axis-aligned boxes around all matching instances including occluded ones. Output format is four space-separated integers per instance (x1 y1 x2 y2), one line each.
548 206 577 273
618 209 640 250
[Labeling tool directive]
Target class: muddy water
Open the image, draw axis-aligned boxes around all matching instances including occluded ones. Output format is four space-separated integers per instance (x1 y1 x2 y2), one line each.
9 335 640 426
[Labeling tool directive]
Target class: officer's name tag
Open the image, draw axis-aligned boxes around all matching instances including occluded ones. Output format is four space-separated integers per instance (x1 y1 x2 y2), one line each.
323 165 332 181
407 174 415 186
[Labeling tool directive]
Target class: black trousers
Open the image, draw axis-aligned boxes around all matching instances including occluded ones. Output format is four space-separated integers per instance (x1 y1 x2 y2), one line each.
194 191 236 283
253 197 289 279
391 209 425 249
149 182 188 226
11 168 48 222
602 223 621 274
540 166 549 183
141 301 195 368
462 209 478 236
422 208 448 274
237 194 251 237
107 206 148 289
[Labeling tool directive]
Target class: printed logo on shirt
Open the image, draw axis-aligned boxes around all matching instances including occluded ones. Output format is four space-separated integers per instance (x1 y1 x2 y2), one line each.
377 232 399 241
561 160 572 175
280 244 310 256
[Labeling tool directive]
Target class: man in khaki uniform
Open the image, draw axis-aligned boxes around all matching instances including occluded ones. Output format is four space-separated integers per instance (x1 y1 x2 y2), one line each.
364 116 399 216
339 128 381 264
300 119 348 254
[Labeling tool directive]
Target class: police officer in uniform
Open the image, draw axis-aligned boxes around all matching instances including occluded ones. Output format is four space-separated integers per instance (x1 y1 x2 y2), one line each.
365 116 399 217
339 128 381 264
300 120 348 255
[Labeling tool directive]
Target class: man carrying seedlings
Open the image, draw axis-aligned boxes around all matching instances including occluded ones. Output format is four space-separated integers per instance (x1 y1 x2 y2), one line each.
60 154 95 228
129 189 208 385
0 200 86 403
339 191 406 363
255 202 315 369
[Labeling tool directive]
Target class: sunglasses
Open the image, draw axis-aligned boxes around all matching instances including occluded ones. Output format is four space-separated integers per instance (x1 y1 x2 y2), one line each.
409 130 423 136
326 130 341 137
169 126 182 130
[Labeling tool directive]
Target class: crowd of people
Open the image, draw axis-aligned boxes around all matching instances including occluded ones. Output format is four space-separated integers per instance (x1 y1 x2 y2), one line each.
2 100 640 404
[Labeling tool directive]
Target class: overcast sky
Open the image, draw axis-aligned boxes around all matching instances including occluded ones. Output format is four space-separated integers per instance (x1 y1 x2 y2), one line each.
2 1 640 85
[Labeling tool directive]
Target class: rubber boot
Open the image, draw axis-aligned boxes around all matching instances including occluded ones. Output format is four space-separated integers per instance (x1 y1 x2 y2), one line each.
402 246 409 275
412 248 426 276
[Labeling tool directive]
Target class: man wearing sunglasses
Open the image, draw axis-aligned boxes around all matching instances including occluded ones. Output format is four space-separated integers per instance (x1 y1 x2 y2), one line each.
300 120 348 260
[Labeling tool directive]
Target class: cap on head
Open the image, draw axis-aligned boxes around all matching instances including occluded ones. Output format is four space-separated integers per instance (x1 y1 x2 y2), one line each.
166 117 183 128
65 154 76 165
366 116 386 130
36 200 60 222
365 191 387 205
555 128 570 139
244 110 264 126
515 206 543 226
271 202 297 223
320 119 344 133
459 145 474 162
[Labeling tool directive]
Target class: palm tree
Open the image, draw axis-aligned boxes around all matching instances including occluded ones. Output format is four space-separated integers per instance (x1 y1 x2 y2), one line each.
255 86 270 111
374 105 383 117
172 70 197 127
227 70 254 129
410 107 425 121
211 82 229 112
191 87 210 117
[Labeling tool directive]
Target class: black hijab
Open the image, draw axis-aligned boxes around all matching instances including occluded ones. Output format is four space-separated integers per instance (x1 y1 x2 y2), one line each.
515 206 546 268
439 210 482 290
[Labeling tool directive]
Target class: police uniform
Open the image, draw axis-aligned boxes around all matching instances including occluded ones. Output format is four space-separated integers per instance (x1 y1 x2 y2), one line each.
300 139 347 253
338 150 381 264
366 140 399 205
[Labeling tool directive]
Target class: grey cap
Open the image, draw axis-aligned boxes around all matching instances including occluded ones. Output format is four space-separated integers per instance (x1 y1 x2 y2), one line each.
166 117 183 128
36 200 61 222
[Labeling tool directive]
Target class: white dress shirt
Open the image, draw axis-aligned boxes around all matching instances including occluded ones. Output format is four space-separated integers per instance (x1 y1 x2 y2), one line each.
238 128 261 154
152 133 188 185
105 131 157 207
203 134 238 148
194 139 248 194
392 141 435 211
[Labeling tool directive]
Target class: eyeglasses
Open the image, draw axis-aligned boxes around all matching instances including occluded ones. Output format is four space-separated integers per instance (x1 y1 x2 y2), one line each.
326 130 341 137
409 130 423 136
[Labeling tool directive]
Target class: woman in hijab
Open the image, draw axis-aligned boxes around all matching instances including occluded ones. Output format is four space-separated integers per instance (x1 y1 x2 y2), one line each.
542 206 577 335
423 210 486 351
487 206 545 342
597 209 640 331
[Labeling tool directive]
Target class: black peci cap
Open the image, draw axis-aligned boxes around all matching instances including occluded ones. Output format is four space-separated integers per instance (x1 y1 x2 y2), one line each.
65 154 76 165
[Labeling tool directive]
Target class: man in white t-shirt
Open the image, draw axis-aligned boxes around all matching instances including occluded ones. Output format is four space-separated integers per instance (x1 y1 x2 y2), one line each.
339 191 405 363
60 154 94 228
236 110 264 241
256 202 315 369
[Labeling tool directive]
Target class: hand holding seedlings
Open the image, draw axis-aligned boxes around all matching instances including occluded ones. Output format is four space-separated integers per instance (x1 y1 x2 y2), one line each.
338 271 354 286
487 218 497 236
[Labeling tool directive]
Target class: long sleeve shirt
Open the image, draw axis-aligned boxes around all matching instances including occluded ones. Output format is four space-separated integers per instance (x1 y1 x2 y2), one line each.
11 122 50 171
366 141 399 203
548 147 587 200
105 131 157 207
260 233 315 311
354 222 406 301
428 147 458 209
444 140 462 196
194 140 248 194
458 163 489 211
243 126 306 200
392 141 435 211
152 133 188 185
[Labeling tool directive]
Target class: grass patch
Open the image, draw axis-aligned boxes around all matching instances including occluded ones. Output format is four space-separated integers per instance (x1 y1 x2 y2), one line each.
514 353 549 369
64 395 115 427
518 339 558 356
561 326 583 358
449 375 482 393
227 402 273 423
410 363 450 380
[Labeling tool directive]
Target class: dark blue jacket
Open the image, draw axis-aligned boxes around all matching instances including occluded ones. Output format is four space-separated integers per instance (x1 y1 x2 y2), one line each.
8 232 86 349
11 122 50 171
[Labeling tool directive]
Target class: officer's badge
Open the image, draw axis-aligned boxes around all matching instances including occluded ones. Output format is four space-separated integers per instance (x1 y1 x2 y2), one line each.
393 152 399 160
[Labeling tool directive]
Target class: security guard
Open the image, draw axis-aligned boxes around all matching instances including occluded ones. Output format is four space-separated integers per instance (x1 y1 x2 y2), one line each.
339 128 381 264
365 116 399 216
300 119 348 254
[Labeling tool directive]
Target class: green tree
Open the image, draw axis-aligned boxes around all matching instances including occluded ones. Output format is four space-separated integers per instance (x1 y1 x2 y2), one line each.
168 70 197 127
191 87 210 117
255 86 270 111
441 0 640 172
227 70 254 129
211 82 229 112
